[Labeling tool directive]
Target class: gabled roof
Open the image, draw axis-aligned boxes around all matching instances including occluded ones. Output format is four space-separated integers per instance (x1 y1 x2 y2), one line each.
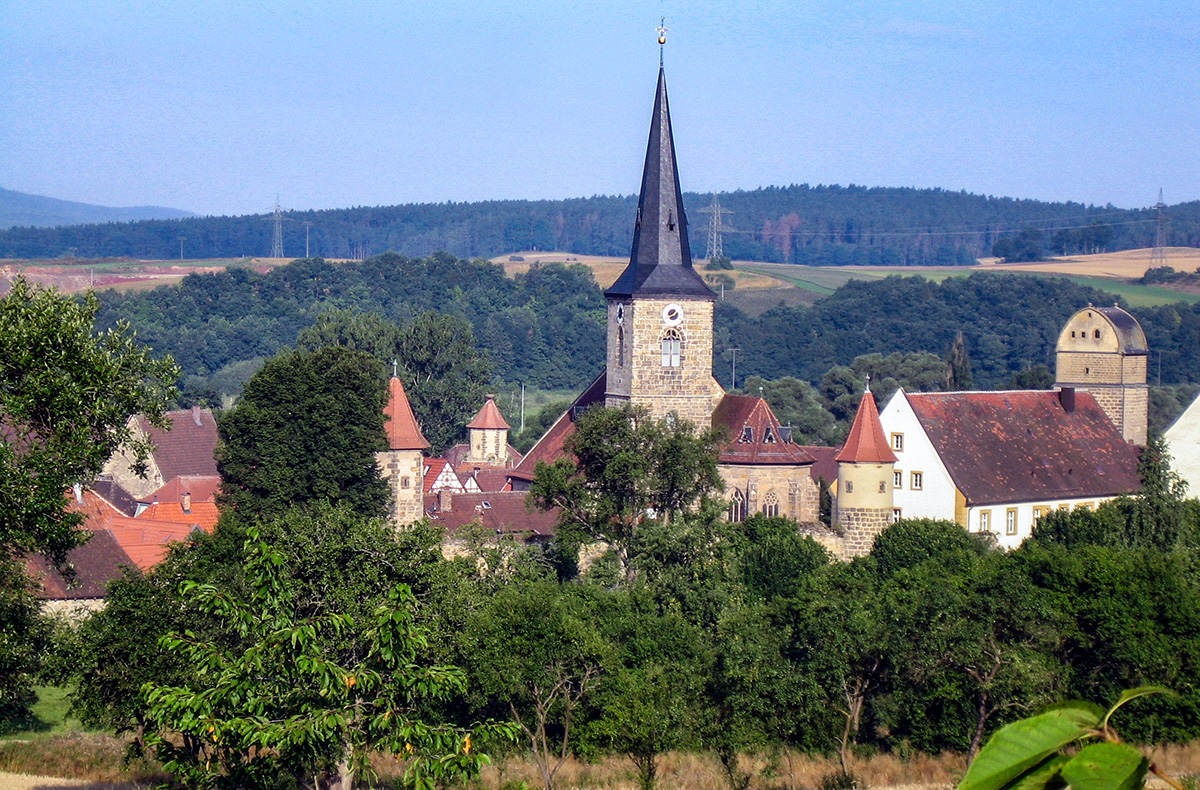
713 395 815 465
88 479 139 517
467 396 511 430
26 530 134 601
384 376 430 451
137 501 220 532
423 458 464 494
426 491 558 537
143 474 222 504
904 389 1141 506
836 389 897 464
137 407 219 479
605 66 714 301
86 515 203 570
511 372 608 480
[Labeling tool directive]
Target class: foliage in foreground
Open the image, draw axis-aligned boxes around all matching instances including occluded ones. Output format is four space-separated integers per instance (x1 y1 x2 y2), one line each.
142 529 514 790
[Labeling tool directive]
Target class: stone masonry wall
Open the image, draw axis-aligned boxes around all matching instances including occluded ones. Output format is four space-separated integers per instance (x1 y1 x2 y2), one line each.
377 449 425 527
838 506 893 558
719 463 820 523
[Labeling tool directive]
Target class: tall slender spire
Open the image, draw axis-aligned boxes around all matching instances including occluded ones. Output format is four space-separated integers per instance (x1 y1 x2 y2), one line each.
606 66 714 300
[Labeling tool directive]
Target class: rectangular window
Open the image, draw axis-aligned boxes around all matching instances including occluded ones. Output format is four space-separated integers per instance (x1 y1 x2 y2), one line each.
401 476 411 489
1033 506 1043 526
891 433 904 452
1006 508 1018 535
979 510 991 532
892 508 902 523
661 334 681 367
910 471 923 491
893 470 903 488
845 480 854 494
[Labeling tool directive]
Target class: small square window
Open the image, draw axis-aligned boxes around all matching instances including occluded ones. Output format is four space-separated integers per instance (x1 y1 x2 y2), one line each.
845 480 854 493
400 476 411 489
893 471 903 488
891 433 904 452
910 472 923 490
892 508 902 523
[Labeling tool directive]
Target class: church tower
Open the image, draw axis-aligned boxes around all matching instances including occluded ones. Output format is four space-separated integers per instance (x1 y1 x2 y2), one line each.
834 384 897 558
604 65 723 429
1055 305 1148 445
377 374 430 527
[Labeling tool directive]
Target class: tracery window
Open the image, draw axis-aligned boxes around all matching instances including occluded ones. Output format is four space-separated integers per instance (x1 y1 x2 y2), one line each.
761 491 779 518
661 329 681 367
728 489 746 523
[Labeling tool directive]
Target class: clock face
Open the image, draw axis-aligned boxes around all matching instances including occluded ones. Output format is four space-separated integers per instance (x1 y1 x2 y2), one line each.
662 303 684 326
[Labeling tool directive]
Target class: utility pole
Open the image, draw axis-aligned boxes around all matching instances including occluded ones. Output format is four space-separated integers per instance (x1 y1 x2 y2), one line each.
728 347 740 391
177 237 186 261
302 221 314 258
1150 188 1168 270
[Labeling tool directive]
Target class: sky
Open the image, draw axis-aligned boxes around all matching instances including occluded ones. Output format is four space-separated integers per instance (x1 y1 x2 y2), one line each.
2 1 1199 217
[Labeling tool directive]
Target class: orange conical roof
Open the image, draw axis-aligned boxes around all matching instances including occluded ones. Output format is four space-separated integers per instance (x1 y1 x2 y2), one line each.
384 376 430 451
835 387 897 464
466 395 510 430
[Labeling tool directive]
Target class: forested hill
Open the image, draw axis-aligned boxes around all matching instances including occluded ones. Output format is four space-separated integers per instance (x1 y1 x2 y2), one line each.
94 254 1200 407
6 185 1200 265
0 187 194 229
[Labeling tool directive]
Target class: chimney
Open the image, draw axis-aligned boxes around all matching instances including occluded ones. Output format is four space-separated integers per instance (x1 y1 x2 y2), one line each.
181 492 192 514
437 489 452 513
1059 387 1076 414
192 405 202 426
72 482 84 504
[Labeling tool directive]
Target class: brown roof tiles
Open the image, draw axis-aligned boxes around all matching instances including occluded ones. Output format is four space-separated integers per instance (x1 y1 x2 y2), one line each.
713 395 815 465
384 376 430 451
466 396 511 430
835 389 897 464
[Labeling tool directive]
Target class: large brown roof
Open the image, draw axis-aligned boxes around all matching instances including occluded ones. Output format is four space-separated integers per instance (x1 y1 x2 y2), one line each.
836 389 897 464
384 376 430 451
143 474 222 504
713 395 815 465
26 530 134 601
137 407 219 479
426 491 558 537
799 445 839 484
466 396 511 430
905 389 1142 506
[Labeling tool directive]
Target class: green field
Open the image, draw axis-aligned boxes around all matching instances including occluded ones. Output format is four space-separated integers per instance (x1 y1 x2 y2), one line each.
0 686 81 741
737 263 1200 308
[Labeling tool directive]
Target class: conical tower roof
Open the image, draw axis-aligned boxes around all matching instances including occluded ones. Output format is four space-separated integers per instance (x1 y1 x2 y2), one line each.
466 395 510 430
384 376 430 451
835 387 897 464
605 65 714 300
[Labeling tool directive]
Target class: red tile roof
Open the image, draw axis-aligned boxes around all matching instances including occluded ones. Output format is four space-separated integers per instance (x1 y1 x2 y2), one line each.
799 445 839 484
423 458 465 494
905 389 1142 506
426 491 558 537
137 408 219 479
713 395 816 465
836 389 897 464
143 474 222 504
466 396 511 430
26 530 134 601
458 468 513 493
511 373 608 480
86 514 203 570
384 376 430 451
137 501 220 532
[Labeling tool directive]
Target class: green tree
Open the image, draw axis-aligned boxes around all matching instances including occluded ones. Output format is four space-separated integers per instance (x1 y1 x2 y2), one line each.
0 277 176 728
944 331 974 390
530 405 723 584
216 346 389 519
142 529 511 790
296 308 403 360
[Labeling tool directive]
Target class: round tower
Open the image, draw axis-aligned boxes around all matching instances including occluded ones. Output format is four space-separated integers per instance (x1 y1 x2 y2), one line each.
1055 305 1148 445
833 384 898 558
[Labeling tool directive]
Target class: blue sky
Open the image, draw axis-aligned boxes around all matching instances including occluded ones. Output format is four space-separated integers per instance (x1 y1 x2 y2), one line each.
2 1 1198 217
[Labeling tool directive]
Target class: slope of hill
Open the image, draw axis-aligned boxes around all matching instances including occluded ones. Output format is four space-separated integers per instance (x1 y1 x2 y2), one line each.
0 187 195 229
3 185 1198 264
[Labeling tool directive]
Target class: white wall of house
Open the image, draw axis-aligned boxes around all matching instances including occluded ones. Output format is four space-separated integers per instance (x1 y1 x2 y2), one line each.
879 390 957 524
966 498 1106 550
1165 392 1200 498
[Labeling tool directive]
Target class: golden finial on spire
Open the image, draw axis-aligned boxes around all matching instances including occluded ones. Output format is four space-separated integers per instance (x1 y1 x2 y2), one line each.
657 17 668 46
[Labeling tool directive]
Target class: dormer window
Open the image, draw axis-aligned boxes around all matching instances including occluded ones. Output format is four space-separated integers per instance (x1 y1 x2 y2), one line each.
739 426 754 443
763 426 776 444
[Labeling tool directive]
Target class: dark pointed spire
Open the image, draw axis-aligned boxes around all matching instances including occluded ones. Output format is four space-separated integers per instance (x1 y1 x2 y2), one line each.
606 66 714 300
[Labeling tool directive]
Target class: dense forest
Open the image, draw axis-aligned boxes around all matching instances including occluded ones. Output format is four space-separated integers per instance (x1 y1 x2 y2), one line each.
6 185 1200 266
94 254 1200 413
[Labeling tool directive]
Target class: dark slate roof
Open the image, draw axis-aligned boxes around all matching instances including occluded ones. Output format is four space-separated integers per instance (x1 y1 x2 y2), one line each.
137 408 219 480
1094 306 1148 355
906 389 1142 506
89 479 139 517
605 66 714 301
713 395 815 465
27 530 134 601
511 373 608 481
425 491 558 537
836 389 898 464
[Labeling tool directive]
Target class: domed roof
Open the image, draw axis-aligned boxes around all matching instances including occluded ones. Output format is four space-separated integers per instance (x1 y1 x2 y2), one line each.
1057 305 1147 356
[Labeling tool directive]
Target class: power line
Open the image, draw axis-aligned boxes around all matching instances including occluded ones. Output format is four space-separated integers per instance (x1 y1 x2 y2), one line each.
1150 188 1168 270
696 193 735 260
270 196 284 258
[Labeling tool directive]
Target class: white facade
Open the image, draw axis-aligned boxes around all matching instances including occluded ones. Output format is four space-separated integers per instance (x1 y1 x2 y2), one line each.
1165 392 1200 498
879 389 1122 550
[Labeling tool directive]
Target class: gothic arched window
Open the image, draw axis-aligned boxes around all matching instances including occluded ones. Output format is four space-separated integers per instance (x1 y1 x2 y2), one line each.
728 489 746 523
762 491 780 518
661 329 681 367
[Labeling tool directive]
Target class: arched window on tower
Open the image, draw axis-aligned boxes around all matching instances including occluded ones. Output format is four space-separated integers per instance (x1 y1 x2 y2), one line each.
728 489 746 523
618 326 626 365
761 491 779 518
661 329 681 367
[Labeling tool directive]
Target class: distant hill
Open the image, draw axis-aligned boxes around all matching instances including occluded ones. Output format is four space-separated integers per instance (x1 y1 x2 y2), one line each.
2 184 1198 265
0 187 195 230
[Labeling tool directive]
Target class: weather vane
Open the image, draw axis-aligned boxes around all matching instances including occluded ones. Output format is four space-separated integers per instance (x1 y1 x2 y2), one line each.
657 17 668 63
